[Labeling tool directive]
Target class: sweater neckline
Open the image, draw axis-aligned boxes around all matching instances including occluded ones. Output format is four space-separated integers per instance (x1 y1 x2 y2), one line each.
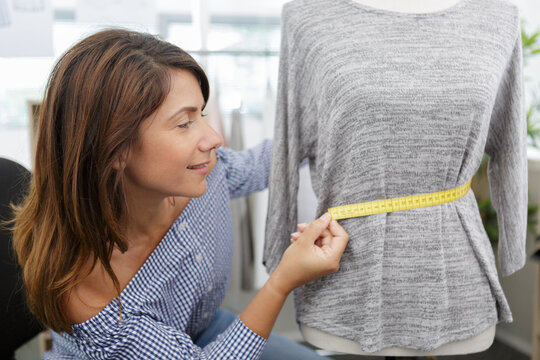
341 0 471 18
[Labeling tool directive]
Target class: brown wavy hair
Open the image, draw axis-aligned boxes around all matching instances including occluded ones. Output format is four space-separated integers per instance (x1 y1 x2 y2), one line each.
10 29 209 333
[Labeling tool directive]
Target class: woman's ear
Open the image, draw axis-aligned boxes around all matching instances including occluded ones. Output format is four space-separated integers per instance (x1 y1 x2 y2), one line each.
112 159 123 171
113 150 129 171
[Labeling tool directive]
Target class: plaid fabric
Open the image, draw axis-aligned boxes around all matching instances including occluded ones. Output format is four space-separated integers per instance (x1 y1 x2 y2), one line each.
44 140 273 359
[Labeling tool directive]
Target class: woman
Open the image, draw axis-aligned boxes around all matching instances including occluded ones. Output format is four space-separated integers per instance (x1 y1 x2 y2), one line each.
10 29 349 359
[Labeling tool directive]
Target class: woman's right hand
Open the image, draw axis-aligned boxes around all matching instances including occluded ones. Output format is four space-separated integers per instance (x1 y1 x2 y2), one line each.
268 212 349 297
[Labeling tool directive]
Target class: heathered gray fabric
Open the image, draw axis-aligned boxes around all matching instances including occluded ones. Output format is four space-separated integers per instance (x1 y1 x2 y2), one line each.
263 0 528 353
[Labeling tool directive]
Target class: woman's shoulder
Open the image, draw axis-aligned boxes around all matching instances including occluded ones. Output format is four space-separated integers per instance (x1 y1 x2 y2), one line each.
64 261 121 326
64 246 153 326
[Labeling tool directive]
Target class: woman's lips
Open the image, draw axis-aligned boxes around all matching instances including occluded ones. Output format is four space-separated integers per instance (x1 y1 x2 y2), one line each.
187 161 210 175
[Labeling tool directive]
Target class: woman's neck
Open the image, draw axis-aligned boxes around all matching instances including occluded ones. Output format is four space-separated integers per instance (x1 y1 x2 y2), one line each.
122 194 190 248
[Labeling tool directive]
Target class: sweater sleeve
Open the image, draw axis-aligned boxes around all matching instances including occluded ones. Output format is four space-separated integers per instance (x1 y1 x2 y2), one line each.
216 139 273 199
43 316 266 360
484 27 528 277
263 5 317 273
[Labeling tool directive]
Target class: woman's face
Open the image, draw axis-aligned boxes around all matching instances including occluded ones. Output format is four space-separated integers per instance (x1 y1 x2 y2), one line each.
122 69 223 201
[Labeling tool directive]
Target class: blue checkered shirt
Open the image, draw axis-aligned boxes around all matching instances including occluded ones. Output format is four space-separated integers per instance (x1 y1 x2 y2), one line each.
43 140 273 359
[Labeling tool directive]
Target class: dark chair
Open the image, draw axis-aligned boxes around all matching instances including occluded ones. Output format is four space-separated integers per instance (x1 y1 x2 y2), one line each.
0 158 44 359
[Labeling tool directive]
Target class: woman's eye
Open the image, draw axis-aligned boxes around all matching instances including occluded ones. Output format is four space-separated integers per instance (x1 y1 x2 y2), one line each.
177 120 194 129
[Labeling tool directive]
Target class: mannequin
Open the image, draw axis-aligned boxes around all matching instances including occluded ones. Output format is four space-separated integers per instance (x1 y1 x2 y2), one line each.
301 1 497 355
264 0 526 357
350 0 463 13
301 325 495 357
299 1 497 356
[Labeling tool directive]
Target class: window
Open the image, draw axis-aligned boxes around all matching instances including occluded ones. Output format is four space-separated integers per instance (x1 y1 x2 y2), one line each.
0 0 283 169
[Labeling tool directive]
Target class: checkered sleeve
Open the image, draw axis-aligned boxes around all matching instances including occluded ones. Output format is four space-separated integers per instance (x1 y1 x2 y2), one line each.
45 315 266 360
216 139 273 199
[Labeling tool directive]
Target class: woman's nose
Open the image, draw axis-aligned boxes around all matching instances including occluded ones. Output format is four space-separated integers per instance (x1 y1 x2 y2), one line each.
199 120 223 152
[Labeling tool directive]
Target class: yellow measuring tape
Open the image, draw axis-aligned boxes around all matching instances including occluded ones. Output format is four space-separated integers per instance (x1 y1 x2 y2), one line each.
328 179 472 220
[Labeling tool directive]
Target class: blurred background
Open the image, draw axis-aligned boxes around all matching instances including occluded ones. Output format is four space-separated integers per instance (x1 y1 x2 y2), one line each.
1 0 540 359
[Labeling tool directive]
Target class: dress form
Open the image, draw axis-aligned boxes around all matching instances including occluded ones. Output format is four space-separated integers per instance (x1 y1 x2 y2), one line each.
300 0 497 356
300 325 495 356
350 0 463 13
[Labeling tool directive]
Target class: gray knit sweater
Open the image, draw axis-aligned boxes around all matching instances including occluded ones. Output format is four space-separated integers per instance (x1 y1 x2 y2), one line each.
263 0 528 353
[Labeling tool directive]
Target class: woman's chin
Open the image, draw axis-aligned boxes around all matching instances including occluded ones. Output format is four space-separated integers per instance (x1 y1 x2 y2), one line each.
181 183 207 198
